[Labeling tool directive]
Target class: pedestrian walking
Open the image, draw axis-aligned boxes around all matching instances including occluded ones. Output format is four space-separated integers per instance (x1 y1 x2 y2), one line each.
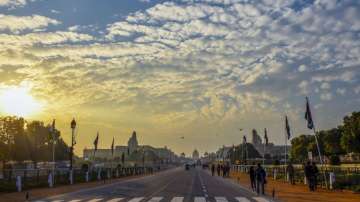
101 168 106 184
220 164 225 177
217 164 221 176
304 161 314 191
249 163 256 191
225 164 230 177
255 163 266 195
312 162 319 191
211 164 215 176
287 162 295 185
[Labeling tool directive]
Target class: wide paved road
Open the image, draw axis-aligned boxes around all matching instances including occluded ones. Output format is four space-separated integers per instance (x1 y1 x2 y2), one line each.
35 167 273 202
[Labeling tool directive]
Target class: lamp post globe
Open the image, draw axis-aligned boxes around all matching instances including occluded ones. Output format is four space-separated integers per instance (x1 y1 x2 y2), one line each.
71 118 76 129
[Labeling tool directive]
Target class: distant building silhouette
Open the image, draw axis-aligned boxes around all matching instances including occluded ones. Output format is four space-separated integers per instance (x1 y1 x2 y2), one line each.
83 131 175 164
192 149 199 160
128 131 139 154
252 129 262 146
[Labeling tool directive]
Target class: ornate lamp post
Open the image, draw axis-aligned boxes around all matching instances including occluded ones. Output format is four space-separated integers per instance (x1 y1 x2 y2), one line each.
70 118 76 171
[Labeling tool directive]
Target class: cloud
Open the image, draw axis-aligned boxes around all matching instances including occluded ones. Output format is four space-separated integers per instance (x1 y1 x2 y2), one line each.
320 92 333 101
336 88 346 95
298 65 307 72
0 31 94 47
0 14 60 33
0 0 26 8
0 0 360 151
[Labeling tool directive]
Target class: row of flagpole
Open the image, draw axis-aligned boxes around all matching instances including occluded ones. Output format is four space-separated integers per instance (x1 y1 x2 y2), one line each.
238 97 327 187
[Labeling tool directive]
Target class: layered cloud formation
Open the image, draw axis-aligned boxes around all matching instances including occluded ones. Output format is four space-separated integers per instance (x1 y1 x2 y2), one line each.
0 0 359 154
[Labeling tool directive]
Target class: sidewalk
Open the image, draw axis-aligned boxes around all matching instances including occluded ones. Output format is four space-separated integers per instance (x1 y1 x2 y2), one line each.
230 171 360 202
0 174 147 202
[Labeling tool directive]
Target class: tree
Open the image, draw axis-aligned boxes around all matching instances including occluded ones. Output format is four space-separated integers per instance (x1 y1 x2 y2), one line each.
341 112 360 153
0 116 29 161
319 128 345 156
0 116 70 164
229 143 261 164
290 135 313 162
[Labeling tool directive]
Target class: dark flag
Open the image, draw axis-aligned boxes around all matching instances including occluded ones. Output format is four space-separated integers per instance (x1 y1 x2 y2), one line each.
285 115 291 140
243 135 247 143
50 119 56 141
305 97 314 129
111 137 115 156
94 132 99 152
51 119 55 132
264 128 269 145
127 147 130 155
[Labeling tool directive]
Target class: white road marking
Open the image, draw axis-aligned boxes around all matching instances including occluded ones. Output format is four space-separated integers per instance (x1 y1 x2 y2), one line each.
235 197 251 202
215 197 228 202
128 197 144 202
87 199 103 202
252 197 270 202
107 198 124 202
170 197 184 202
68 200 82 202
147 197 163 202
194 197 206 202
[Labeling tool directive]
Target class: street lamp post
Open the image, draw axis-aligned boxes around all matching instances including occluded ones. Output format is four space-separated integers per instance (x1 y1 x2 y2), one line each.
70 118 76 171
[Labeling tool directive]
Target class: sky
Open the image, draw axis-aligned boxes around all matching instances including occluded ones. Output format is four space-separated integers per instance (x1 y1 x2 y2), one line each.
0 0 359 156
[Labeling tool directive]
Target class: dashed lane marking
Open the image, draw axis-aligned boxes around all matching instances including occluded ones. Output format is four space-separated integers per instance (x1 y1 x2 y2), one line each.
214 197 228 202
170 197 184 202
235 197 251 202
127 197 144 202
194 197 206 202
252 197 270 202
106 198 124 202
87 199 103 202
147 197 163 202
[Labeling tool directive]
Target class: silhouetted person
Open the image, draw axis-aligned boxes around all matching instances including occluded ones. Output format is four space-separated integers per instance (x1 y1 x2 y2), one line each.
249 163 256 191
101 169 106 184
255 163 266 195
287 163 295 185
217 164 221 176
225 164 230 177
312 162 319 191
304 161 314 191
211 164 215 176
220 165 225 177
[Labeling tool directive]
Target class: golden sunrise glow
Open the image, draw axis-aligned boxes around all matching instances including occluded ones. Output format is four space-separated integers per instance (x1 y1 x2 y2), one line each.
0 86 43 117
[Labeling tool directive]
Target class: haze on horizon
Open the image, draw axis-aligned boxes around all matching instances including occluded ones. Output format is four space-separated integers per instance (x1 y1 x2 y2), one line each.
0 0 359 156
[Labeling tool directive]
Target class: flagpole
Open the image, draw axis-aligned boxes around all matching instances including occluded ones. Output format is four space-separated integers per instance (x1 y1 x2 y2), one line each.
52 130 55 186
263 142 265 165
312 125 328 188
263 129 265 165
306 97 328 188
50 119 56 187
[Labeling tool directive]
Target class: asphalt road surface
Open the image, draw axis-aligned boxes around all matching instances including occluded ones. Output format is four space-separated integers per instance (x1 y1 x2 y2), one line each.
34 167 273 202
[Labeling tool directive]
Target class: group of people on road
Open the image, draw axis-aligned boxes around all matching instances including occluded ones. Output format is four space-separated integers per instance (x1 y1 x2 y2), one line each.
211 163 230 177
209 160 320 195
249 163 267 195
304 161 319 191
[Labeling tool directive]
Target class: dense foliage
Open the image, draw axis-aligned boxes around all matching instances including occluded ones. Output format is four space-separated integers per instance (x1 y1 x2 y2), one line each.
290 111 360 163
0 116 70 166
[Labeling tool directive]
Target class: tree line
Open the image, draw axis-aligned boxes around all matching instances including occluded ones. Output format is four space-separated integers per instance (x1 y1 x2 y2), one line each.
0 116 70 168
290 111 360 164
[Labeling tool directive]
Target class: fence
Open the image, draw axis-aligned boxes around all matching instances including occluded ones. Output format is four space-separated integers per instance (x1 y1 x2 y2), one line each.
0 166 162 193
231 164 360 191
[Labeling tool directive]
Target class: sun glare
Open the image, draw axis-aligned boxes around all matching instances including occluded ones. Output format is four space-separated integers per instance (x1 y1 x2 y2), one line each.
0 86 43 117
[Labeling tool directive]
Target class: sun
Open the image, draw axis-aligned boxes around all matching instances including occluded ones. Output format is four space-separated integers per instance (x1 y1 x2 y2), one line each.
0 86 43 117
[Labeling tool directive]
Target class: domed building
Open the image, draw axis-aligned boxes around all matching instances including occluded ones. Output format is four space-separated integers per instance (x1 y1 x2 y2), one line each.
192 149 200 160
